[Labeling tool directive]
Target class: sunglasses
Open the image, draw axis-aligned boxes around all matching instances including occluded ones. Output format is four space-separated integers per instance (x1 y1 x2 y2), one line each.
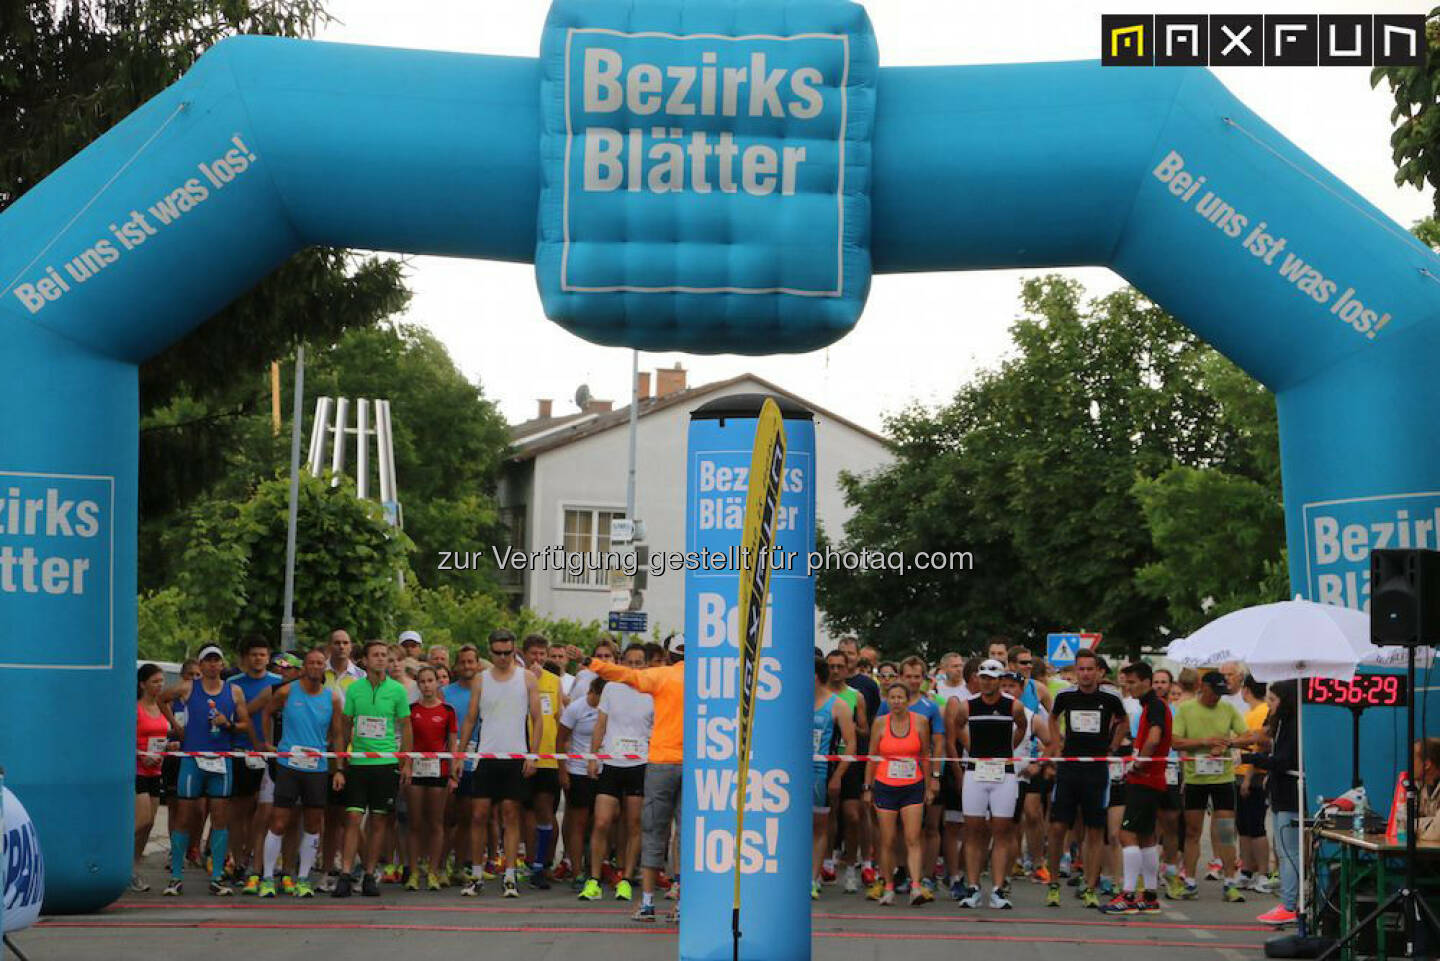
492 648 515 657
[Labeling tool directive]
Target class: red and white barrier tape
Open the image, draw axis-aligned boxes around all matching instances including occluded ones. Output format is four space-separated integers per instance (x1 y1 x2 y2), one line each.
141 750 1207 764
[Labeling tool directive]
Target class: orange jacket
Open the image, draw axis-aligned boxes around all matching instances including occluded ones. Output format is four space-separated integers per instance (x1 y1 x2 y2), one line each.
590 659 684 764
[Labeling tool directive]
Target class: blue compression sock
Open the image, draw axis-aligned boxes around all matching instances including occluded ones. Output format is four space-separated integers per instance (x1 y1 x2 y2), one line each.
170 830 189 879
209 828 229 881
534 824 555 870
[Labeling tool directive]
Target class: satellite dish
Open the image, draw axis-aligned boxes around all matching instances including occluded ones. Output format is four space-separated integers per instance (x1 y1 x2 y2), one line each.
574 383 593 410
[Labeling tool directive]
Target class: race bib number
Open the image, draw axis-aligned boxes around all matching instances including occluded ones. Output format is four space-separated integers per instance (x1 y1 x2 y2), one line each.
1194 756 1227 777
540 694 554 716
245 755 267 770
289 750 321 771
615 737 643 757
145 737 168 760
974 759 1005 783
356 715 388 739
196 755 227 775
812 728 825 753
1070 710 1101 734
1166 761 1180 786
886 758 918 781
1109 760 1125 781
413 757 441 779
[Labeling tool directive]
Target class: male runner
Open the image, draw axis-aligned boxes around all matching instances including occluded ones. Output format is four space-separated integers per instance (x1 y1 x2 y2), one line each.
954 659 1028 909
260 647 342 898
812 657 857 899
332 640 412 898
1008 645 1054 712
522 633 566 888
458 629 542 898
443 644 484 883
567 639 684 923
1172 671 1255 902
160 644 252 896
581 643 653 902
1001 671 1053 882
230 635 280 894
821 649 867 889
1101 662 1171 916
836 637 880 890
1043 648 1127 909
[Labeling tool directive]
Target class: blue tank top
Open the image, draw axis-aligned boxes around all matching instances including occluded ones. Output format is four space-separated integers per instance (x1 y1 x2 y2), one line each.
278 683 334 771
181 678 237 753
233 671 280 746
1021 678 1042 714
444 680 482 772
812 693 837 775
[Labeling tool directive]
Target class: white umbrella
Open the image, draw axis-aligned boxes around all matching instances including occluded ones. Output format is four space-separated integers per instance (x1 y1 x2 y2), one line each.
1168 599 1376 682
1165 598 1376 933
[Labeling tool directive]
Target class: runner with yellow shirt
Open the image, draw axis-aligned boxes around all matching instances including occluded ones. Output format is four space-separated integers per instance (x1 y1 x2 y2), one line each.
522 633 566 890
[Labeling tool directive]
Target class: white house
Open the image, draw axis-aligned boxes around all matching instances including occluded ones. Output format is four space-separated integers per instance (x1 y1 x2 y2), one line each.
498 365 893 646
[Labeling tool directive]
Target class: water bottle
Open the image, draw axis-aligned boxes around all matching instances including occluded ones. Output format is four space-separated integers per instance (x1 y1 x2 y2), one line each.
1352 786 1367 837
1397 797 1409 843
207 698 219 736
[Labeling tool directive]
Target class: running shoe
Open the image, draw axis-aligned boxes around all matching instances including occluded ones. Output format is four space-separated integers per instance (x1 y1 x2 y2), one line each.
461 878 483 897
949 877 968 901
241 874 260 896
957 885 983 909
483 859 501 881
866 880 886 901
318 873 339 893
332 874 353 898
1205 858 1224 881
381 863 402 884
258 878 277 899
1058 853 1072 878
1180 880 1199 900
530 868 552 890
665 903 680 923
812 880 822 901
1139 893 1162 915
362 873 381 897
895 877 912 895
1098 876 1116 897
616 879 633 901
1251 875 1279 895
570 873 587 893
163 877 183 897
860 864 877 887
1080 888 1100 909
209 880 233 897
1257 906 1298 925
1222 884 1246 903
632 904 657 923
989 888 1013 910
878 888 895 906
404 874 420 892
294 880 315 898
129 874 150 893
281 875 296 896
1099 892 1138 915
1012 860 1028 878
1164 874 1186 900
503 876 520 898
1031 865 1052 884
578 878 602 901
427 871 442 892
821 862 837 884
1046 882 1062 907
1067 871 1083 887
920 877 936 895
552 858 572 881
600 861 618 887
657 870 675 890
911 886 934 906
665 878 680 900
843 866 859 894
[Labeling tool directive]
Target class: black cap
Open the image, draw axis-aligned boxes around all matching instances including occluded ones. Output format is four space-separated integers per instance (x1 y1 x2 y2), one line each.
1201 670 1229 693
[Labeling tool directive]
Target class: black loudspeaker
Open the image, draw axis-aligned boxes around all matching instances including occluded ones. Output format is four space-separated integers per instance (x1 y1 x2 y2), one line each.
1370 548 1440 646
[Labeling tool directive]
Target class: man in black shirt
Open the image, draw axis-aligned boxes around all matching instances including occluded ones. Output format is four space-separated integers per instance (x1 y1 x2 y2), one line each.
1043 649 1126 909
838 636 880 890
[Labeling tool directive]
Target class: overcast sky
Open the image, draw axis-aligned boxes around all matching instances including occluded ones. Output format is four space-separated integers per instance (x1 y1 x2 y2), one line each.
318 1 1433 433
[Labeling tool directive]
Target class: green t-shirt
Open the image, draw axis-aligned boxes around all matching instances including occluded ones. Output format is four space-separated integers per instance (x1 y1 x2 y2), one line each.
343 676 411 766
1173 698 1247 785
832 686 859 751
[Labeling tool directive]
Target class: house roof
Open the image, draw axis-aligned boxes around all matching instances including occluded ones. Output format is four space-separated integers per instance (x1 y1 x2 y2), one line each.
507 373 890 462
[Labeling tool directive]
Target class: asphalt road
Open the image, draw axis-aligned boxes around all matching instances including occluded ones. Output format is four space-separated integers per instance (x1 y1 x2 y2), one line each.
15 861 1282 961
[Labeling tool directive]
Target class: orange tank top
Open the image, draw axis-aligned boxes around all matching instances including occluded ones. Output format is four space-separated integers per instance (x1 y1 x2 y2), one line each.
875 711 924 786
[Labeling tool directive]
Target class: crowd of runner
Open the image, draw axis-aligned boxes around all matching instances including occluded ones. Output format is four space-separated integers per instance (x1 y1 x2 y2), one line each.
133 631 1300 925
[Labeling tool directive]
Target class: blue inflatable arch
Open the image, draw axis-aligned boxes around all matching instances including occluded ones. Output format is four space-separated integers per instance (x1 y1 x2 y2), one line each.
2 1 1438 946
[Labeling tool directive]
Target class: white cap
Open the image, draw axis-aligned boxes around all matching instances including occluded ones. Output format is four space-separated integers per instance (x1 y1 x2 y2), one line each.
197 644 224 661
399 630 422 645
978 658 1005 678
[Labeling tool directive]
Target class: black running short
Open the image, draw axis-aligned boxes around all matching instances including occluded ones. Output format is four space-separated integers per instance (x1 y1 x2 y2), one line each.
597 763 647 799
274 766 329 810
341 764 400 815
1049 763 1110 829
1183 781 1236 813
1121 784 1164 838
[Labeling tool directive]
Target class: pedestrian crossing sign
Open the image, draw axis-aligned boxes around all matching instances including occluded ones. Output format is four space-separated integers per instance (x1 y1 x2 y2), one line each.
1048 633 1080 666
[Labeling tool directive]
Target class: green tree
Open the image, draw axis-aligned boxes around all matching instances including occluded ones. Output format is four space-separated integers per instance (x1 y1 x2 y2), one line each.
820 277 1282 660
0 1 411 588
292 323 513 592
1372 8 1440 217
